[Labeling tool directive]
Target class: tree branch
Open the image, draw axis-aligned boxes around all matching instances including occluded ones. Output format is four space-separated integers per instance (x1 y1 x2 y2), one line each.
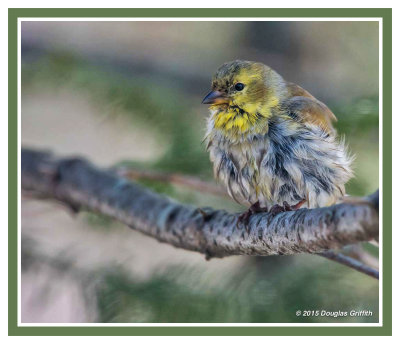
21 148 379 263
115 164 380 279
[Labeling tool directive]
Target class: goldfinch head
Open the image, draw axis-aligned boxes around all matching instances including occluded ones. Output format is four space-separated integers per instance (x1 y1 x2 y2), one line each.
202 60 286 119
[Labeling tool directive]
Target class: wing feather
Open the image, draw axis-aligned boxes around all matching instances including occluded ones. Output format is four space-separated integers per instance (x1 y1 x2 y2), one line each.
282 82 337 134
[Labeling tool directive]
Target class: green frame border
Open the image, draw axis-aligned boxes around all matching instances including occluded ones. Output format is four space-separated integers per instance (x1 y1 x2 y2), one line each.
9 8 392 336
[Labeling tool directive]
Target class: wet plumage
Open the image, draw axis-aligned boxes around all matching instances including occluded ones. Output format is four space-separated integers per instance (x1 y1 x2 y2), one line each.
203 60 353 211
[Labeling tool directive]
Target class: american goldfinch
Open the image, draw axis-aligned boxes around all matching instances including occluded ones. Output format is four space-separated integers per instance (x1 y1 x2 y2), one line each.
202 60 353 222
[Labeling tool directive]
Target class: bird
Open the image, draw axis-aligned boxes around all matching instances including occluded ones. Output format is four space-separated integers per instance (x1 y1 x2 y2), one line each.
202 60 353 223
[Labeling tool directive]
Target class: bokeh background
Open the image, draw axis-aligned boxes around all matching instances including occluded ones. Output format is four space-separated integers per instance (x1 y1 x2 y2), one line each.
21 20 379 323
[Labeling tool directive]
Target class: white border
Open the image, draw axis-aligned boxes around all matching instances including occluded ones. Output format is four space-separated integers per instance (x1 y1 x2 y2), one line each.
17 17 383 327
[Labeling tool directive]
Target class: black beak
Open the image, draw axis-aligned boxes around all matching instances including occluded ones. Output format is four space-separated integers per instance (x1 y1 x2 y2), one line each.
202 90 229 105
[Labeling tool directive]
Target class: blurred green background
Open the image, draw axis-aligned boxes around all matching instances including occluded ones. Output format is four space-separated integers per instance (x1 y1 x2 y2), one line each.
21 20 379 323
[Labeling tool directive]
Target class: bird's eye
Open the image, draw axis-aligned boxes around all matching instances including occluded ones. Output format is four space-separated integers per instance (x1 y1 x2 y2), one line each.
234 83 245 91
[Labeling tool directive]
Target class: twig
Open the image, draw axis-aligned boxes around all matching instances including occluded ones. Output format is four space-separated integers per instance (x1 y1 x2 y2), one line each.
115 166 227 198
21 148 379 278
345 244 379 270
318 251 379 279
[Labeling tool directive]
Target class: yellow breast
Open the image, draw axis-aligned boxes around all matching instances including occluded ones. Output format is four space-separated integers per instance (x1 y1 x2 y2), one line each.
211 96 279 136
213 109 254 133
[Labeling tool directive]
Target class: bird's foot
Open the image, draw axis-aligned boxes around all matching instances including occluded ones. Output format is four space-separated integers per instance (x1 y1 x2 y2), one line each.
269 203 287 216
237 199 307 225
269 199 307 216
237 201 268 227
237 209 254 226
